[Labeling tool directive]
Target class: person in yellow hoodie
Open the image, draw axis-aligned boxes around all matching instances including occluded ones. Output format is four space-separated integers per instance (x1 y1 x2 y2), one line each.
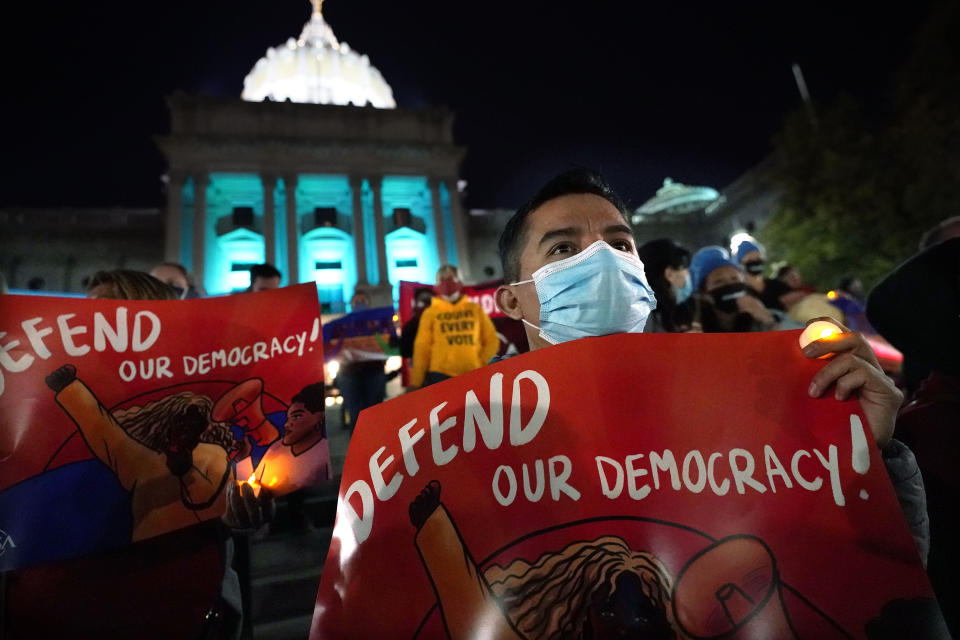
410 265 499 388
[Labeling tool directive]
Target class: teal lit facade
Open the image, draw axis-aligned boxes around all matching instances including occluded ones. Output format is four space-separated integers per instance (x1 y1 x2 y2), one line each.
159 95 467 310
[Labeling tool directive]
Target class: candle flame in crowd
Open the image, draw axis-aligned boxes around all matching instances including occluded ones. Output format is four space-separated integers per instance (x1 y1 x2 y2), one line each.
818 326 840 340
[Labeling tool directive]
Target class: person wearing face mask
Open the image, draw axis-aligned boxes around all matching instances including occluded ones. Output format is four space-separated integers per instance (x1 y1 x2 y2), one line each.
688 246 799 333
734 240 806 311
409 265 499 388
637 238 699 333
492 169 925 567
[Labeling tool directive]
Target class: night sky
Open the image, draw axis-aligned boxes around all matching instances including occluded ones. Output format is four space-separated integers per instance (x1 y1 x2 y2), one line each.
2 0 933 210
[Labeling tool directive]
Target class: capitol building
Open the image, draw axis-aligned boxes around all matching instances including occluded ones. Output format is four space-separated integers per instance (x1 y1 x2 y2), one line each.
0 1 772 299
159 1 467 310
1 1 473 307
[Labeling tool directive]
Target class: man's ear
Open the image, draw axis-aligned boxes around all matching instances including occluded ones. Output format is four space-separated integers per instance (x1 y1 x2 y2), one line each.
495 285 523 320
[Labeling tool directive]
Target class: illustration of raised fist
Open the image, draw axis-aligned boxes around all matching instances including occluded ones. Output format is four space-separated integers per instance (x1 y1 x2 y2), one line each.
45 364 77 393
409 480 441 530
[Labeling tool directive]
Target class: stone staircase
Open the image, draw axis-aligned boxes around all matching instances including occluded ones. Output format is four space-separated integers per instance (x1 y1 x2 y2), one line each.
244 406 351 640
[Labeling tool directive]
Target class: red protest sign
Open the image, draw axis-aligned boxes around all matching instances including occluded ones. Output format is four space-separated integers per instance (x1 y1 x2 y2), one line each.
0 285 327 570
311 331 941 639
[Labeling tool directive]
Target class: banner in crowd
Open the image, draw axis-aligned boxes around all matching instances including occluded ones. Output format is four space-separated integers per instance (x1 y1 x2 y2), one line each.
0 285 327 570
398 280 528 359
322 305 398 363
311 331 943 639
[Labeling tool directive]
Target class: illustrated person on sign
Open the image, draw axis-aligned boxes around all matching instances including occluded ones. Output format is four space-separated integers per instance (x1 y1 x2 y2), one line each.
409 481 678 640
45 364 237 541
235 382 331 492
410 265 499 388
492 168 926 561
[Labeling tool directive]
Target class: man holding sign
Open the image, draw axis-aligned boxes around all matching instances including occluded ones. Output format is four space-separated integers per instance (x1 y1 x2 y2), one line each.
491 168 928 565
312 170 940 639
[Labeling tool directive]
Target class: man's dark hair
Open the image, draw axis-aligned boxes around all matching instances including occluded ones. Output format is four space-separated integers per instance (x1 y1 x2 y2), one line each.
292 382 326 414
498 168 632 282
250 263 282 282
637 238 692 332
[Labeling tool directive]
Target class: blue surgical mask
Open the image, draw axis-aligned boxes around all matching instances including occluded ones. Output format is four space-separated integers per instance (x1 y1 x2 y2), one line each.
674 272 693 304
511 240 657 344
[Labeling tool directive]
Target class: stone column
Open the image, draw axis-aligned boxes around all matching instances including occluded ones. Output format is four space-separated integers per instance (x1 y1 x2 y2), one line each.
349 176 368 286
192 172 209 290
370 177 388 286
283 174 299 285
164 172 184 264
428 178 447 267
444 179 471 280
261 174 277 267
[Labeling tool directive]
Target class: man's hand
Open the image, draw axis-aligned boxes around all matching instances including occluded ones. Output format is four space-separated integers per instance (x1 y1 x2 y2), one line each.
45 364 77 393
409 480 441 530
802 318 903 447
222 481 275 533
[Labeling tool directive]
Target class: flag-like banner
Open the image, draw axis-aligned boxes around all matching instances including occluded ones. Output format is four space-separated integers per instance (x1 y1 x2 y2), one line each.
0 285 328 570
322 305 398 363
311 331 942 639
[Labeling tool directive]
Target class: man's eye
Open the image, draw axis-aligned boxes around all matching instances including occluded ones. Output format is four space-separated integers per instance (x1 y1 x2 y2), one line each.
611 240 633 252
549 243 576 256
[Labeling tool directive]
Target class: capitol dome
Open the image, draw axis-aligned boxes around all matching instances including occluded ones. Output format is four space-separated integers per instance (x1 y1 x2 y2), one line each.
632 178 722 222
241 1 396 109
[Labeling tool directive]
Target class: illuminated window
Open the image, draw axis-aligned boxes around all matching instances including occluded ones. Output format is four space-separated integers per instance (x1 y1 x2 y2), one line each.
229 262 255 291
392 207 412 229
318 285 344 313
232 206 255 228
314 207 337 228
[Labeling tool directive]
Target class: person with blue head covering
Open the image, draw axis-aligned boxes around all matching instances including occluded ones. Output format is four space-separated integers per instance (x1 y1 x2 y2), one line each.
732 239 805 311
690 246 795 333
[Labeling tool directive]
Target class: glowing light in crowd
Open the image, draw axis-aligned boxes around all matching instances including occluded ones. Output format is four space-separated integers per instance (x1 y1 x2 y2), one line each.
798 320 843 351
386 356 402 373
326 360 340 379
827 290 838 300
241 473 262 497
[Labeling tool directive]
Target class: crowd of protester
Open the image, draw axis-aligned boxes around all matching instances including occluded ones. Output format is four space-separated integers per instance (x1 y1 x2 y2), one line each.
2 169 958 638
